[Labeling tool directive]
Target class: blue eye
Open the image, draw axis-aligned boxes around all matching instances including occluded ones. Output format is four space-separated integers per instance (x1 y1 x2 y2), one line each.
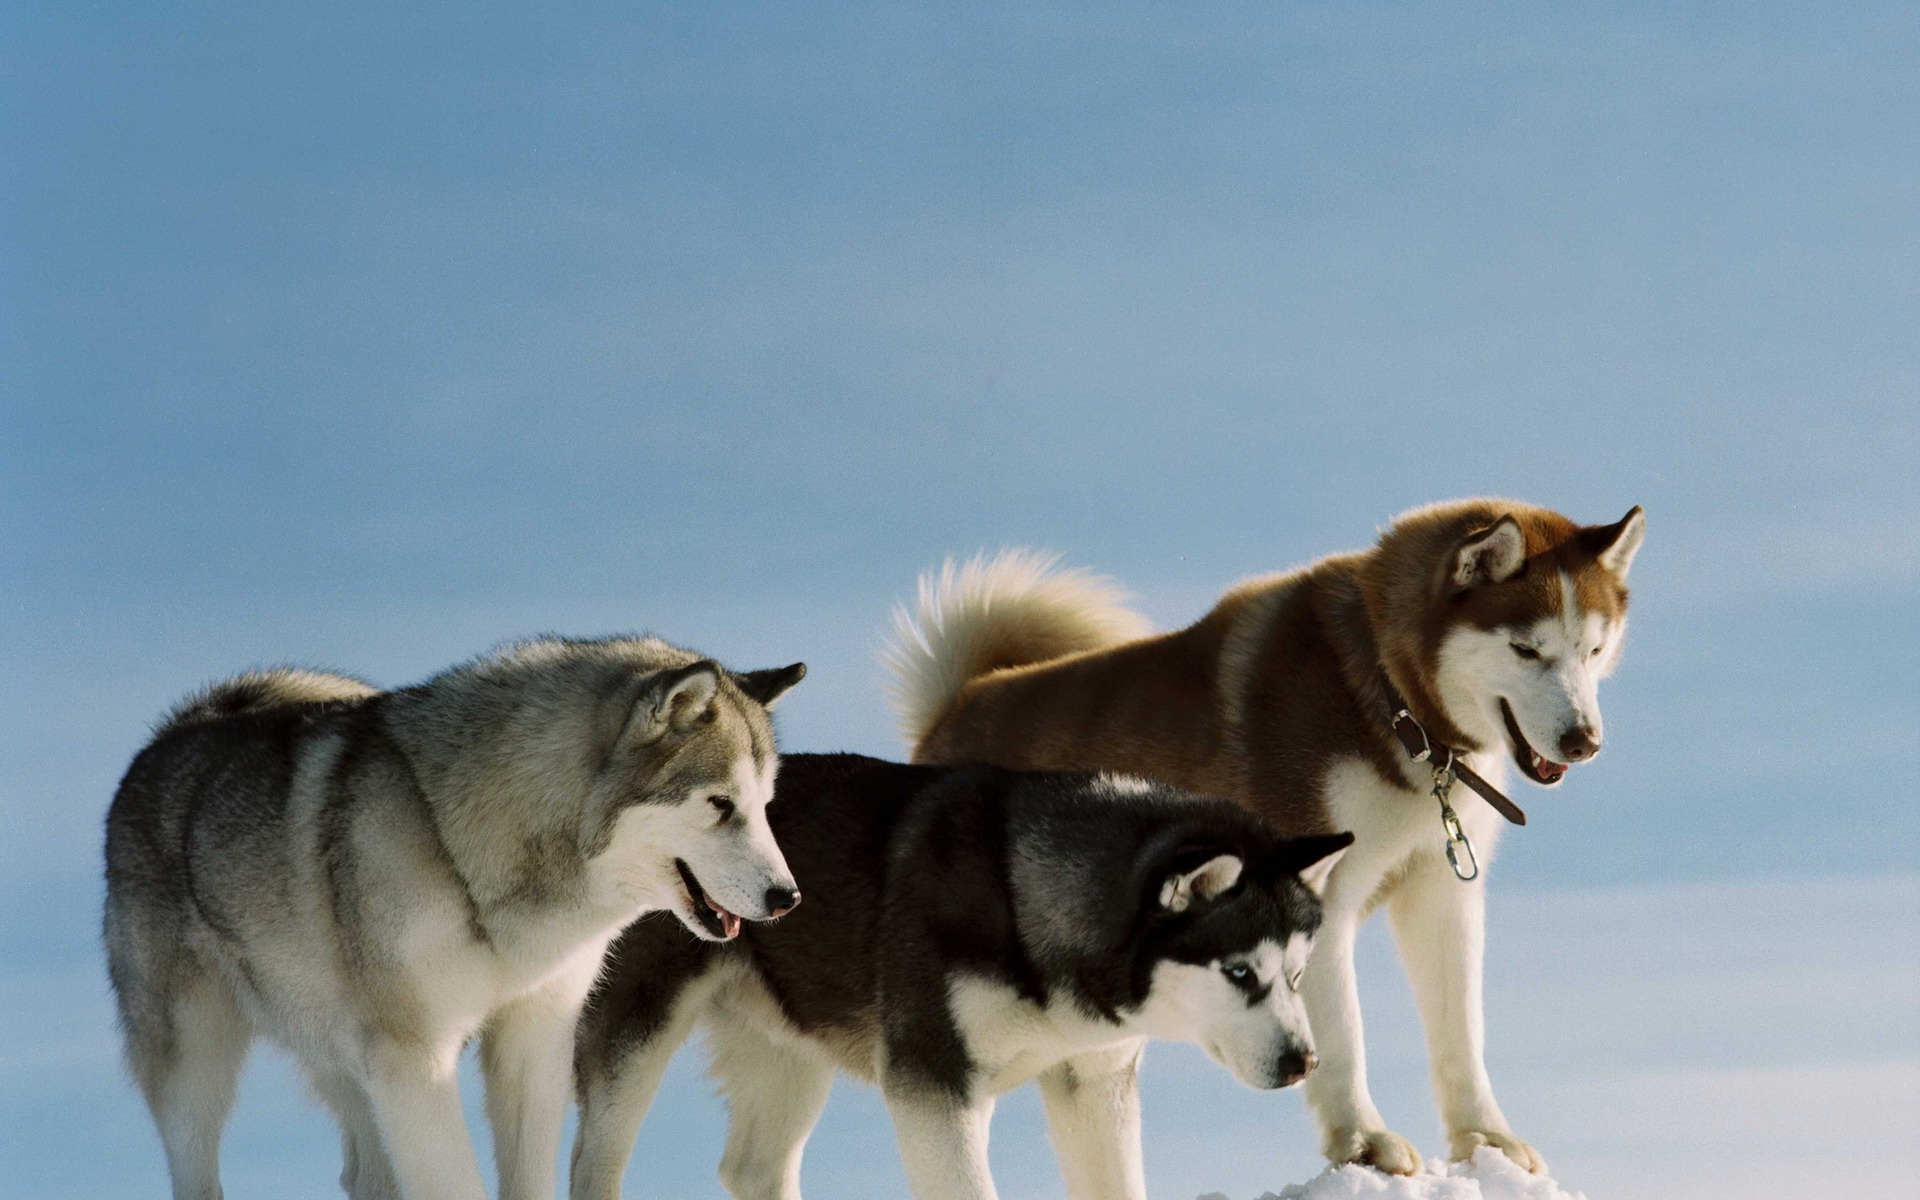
1223 963 1253 983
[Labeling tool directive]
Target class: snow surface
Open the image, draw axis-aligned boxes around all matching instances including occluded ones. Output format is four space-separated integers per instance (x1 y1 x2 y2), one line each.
1200 1147 1590 1200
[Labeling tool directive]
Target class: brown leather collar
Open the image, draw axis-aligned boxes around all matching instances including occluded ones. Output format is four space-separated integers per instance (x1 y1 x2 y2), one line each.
1379 675 1528 826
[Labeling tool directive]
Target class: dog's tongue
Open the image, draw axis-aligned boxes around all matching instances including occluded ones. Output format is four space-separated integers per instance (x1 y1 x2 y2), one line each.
705 896 741 940
1531 749 1569 783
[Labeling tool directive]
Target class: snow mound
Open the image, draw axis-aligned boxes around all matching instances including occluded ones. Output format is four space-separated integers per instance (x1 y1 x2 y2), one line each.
1199 1148 1590 1200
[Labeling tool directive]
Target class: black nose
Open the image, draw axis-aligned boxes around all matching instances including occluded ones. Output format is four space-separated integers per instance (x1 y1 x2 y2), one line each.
764 885 800 917
1559 727 1601 763
1273 1049 1317 1088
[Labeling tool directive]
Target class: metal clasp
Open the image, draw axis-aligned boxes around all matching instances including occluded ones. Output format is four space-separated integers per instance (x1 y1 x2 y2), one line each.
1430 755 1479 882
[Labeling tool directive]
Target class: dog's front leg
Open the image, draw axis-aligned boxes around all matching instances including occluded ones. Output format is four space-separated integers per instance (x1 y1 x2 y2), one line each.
883 1083 999 1200
483 981 593 1200
1036 1042 1147 1200
361 1041 488 1200
1300 911 1423 1175
1386 856 1544 1173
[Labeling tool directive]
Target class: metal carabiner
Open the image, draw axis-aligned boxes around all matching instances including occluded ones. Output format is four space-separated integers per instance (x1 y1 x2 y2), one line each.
1431 758 1479 882
1440 803 1479 881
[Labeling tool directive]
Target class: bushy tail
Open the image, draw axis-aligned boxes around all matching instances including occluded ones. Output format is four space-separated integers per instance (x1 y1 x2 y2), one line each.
883 549 1153 748
157 668 380 734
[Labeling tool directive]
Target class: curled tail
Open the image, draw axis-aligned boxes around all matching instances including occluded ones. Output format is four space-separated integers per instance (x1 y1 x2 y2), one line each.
157 668 380 734
883 549 1153 748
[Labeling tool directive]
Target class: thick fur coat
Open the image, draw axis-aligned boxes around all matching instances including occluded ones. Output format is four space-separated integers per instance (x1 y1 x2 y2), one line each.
886 500 1645 1175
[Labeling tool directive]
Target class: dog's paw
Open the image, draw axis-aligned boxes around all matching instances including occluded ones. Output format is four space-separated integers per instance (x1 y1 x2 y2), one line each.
1450 1128 1546 1174
1323 1126 1423 1176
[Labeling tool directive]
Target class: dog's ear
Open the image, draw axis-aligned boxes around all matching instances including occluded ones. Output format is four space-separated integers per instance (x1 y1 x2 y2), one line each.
1584 505 1646 581
1450 515 1527 589
632 661 721 739
1159 854 1243 913
1275 831 1354 898
733 662 807 709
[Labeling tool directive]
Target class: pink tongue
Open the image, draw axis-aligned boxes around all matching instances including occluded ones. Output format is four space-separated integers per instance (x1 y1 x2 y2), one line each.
1532 751 1568 781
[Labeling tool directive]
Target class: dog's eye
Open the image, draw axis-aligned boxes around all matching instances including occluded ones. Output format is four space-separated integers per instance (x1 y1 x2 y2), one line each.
707 795 735 824
1589 646 1602 658
1510 644 1540 661
1222 963 1253 984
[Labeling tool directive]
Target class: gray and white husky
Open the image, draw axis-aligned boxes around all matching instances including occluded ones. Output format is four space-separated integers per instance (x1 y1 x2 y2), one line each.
571 753 1352 1200
103 636 806 1200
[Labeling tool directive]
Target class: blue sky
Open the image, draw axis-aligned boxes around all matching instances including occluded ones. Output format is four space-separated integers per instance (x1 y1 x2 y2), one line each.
4 2 1916 1196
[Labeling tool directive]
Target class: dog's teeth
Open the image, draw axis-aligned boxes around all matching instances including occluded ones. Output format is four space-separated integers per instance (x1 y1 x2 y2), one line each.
701 895 741 939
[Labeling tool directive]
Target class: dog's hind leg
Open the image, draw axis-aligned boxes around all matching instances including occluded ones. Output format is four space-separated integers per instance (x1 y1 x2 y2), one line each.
707 1014 833 1200
1036 1042 1147 1200
127 968 252 1200
569 979 713 1200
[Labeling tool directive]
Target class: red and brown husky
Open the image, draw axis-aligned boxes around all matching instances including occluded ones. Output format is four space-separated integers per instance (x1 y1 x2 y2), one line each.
885 498 1645 1176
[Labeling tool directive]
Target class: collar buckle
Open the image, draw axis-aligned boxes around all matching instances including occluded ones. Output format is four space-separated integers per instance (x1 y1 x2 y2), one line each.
1390 708 1433 762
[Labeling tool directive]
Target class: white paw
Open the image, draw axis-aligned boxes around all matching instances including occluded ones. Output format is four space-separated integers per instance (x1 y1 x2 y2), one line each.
1323 1126 1423 1176
1450 1127 1547 1174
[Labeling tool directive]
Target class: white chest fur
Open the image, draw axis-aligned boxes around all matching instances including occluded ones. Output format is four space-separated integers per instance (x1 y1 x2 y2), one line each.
946 975 1142 1096
1320 754 1507 914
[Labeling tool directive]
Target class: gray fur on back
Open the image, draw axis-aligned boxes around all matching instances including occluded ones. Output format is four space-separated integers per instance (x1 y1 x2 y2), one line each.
106 634 777 980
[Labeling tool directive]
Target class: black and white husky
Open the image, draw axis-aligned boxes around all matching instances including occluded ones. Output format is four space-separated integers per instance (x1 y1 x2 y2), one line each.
104 637 805 1200
571 753 1351 1200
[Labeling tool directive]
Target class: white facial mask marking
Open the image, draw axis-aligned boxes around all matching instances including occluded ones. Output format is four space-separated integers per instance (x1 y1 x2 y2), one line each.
680 755 794 920
1434 570 1621 774
1136 940 1313 1090
594 752 796 938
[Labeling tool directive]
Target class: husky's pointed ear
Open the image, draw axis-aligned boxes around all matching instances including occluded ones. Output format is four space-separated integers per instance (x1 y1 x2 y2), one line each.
733 662 807 709
1159 854 1244 913
1450 516 1527 589
1585 505 1646 581
633 661 721 739
1276 831 1354 898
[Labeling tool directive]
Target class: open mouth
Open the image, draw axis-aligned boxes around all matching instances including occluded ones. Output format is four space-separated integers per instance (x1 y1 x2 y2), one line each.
1499 700 1569 786
674 859 742 940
